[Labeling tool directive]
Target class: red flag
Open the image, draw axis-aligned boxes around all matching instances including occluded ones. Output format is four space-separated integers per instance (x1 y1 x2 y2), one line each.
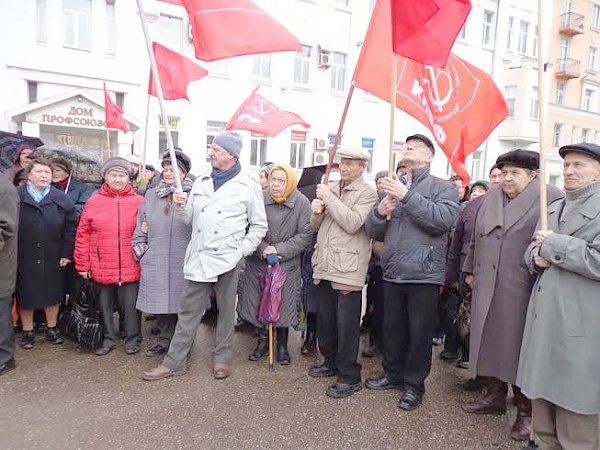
353 0 507 183
182 0 301 61
103 83 129 133
226 87 310 137
149 42 208 101
391 0 471 67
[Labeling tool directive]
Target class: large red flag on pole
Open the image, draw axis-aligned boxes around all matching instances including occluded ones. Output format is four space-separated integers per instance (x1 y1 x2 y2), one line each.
226 87 310 137
149 42 208 100
103 83 129 133
182 0 301 61
391 0 471 67
354 0 507 183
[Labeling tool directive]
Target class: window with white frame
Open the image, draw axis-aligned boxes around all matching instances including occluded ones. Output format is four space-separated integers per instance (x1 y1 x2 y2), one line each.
564 0 573 13
37 0 47 44
530 87 539 120
330 52 346 91
582 87 597 111
593 5 600 29
531 26 538 57
63 0 92 50
582 128 591 143
518 21 529 55
559 38 570 61
206 120 226 161
482 10 495 46
506 16 514 50
504 85 517 117
336 0 350 7
555 81 566 105
158 131 179 159
106 1 115 56
294 45 311 85
158 14 183 52
362 138 375 173
290 142 306 169
250 138 268 166
471 151 483 180
588 46 598 72
553 123 563 147
572 126 580 142
252 53 271 79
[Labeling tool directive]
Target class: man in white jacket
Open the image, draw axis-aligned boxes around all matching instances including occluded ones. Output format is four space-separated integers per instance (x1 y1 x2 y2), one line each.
143 132 267 381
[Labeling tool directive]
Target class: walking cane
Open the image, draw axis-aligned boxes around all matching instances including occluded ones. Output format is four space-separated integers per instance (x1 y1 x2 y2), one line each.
268 322 274 372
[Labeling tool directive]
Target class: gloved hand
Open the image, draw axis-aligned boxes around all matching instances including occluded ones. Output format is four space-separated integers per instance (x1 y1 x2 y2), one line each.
266 253 280 266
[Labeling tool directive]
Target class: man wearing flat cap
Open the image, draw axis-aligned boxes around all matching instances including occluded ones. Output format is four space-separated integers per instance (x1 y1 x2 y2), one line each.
364 133 459 411
462 149 563 441
143 131 267 381
516 143 600 449
308 146 377 398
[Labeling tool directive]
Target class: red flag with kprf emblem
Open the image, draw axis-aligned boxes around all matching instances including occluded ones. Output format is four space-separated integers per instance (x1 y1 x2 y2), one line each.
391 0 471 67
149 42 208 101
226 87 310 137
103 83 129 133
353 0 507 183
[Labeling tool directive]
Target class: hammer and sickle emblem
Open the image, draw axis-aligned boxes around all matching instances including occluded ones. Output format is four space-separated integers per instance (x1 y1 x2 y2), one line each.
423 66 453 113
252 98 274 116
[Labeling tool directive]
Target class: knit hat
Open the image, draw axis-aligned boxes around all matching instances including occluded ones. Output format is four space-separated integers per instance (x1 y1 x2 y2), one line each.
51 157 72 175
405 134 436 154
375 170 389 182
496 149 539 171
162 149 192 174
213 131 243 158
101 157 131 178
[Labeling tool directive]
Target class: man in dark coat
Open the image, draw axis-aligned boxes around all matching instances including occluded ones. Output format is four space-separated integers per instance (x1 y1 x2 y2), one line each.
0 175 19 375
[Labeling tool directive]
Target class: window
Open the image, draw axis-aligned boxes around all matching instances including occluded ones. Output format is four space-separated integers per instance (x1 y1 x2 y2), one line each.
63 0 92 50
362 138 375 173
158 131 179 159
572 126 579 142
481 10 495 46
330 52 346 91
206 120 227 159
290 142 306 169
583 87 597 111
555 81 566 105
252 53 271 79
530 87 539 120
593 5 600 29
336 0 350 6
588 46 598 72
250 138 268 166
518 21 529 55
506 16 514 50
106 2 115 55
27 81 38 104
559 38 570 60
294 45 311 85
37 0 47 44
583 128 591 143
553 123 563 147
504 85 517 117
115 92 124 109
471 151 483 181
531 26 538 57
458 23 467 40
158 14 183 52
564 0 573 12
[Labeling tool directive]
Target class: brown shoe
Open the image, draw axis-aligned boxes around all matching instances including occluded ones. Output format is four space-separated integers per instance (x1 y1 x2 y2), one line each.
463 377 507 415
142 364 186 381
213 362 230 380
510 387 532 441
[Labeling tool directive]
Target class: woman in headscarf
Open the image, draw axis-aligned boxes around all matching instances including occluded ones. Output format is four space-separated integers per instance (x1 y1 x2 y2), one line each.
132 150 193 357
238 163 312 364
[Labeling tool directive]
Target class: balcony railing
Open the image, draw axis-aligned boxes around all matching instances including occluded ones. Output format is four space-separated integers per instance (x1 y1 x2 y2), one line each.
559 12 585 35
555 58 581 79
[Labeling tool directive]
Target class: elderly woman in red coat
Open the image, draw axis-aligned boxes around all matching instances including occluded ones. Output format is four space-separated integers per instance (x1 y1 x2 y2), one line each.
74 157 144 356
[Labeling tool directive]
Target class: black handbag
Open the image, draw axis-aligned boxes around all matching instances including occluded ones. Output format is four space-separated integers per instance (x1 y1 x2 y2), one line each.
457 292 471 341
58 278 103 350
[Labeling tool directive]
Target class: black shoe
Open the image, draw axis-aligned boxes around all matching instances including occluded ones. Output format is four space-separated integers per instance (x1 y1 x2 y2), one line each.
145 345 167 357
0 358 16 376
249 329 268 361
45 327 64 345
276 327 291 365
361 344 381 358
398 389 423 411
308 363 337 378
300 331 316 356
365 375 402 391
326 381 362 399
21 331 35 349
145 314 157 321
95 346 113 356
440 349 460 360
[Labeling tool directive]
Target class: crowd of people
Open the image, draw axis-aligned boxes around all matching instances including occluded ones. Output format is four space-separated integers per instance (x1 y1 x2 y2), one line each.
1 131 599 448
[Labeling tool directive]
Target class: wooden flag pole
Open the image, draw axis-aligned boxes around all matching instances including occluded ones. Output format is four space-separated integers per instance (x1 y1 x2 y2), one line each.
537 0 548 230
140 93 151 181
105 128 111 161
136 0 182 192
388 54 398 176
323 83 356 183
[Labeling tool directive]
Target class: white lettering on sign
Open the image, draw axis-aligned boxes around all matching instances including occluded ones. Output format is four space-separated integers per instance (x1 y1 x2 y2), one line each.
42 114 104 127
68 107 94 117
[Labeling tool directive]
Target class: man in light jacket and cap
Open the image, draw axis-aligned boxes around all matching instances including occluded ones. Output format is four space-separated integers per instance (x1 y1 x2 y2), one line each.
364 134 460 411
143 131 267 381
308 146 378 399
517 142 600 449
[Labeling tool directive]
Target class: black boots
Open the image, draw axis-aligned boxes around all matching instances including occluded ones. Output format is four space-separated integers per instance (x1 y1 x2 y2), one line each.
301 331 316 355
249 328 269 361
276 327 290 365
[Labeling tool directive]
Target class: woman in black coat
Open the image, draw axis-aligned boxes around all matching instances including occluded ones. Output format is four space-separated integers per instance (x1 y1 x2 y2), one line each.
17 159 77 349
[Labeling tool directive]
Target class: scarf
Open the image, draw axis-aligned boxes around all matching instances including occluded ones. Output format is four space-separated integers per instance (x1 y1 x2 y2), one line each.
211 161 241 191
269 163 298 204
27 180 51 203
156 177 194 214
53 176 70 192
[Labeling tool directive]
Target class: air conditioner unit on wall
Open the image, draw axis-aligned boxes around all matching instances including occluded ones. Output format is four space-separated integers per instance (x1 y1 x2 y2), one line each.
313 151 328 165
318 51 331 68
315 137 329 150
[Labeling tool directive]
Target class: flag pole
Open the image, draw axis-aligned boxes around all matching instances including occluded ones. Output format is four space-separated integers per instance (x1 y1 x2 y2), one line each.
324 83 356 183
140 93 151 180
135 0 182 192
537 0 548 230
388 54 398 175
105 128 111 161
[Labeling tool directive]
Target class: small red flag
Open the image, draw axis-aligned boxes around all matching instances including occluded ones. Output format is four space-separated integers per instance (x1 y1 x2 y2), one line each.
354 0 507 183
391 0 471 67
182 0 301 62
149 42 208 101
103 84 129 133
226 87 310 137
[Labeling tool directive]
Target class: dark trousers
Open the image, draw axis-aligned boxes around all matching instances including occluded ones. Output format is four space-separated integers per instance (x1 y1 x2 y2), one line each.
0 296 15 365
316 281 362 384
98 282 141 350
157 313 178 348
382 282 440 393
366 265 384 349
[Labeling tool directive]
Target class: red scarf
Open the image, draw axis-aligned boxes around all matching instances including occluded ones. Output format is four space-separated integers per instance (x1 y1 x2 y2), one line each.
53 177 69 192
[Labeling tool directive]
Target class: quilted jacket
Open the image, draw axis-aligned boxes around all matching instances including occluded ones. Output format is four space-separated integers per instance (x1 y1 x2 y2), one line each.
74 183 143 285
